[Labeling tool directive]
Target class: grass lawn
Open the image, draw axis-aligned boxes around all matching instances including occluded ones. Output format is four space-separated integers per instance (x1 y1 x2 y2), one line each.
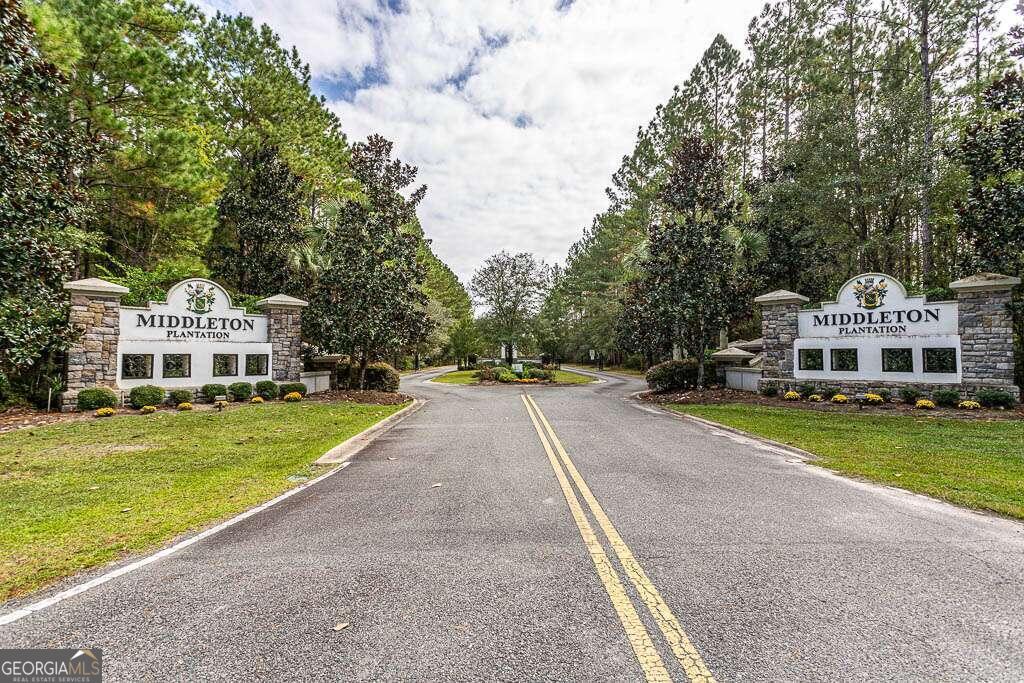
0 401 404 600
671 403 1024 519
433 369 594 385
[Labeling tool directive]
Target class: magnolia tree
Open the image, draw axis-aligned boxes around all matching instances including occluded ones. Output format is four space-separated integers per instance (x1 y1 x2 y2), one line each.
470 251 549 365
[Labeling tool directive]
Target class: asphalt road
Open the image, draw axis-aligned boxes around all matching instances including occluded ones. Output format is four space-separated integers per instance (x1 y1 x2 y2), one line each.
3 367 1024 681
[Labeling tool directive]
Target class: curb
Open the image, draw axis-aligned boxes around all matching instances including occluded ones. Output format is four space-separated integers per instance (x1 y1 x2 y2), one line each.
316 398 424 464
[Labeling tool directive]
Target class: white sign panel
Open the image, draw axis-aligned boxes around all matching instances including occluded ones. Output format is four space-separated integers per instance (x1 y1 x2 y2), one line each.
117 279 272 389
794 273 961 384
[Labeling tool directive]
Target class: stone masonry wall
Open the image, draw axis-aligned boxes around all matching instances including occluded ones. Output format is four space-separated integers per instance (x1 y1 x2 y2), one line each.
267 307 303 382
760 303 800 379
65 294 122 408
957 289 1016 391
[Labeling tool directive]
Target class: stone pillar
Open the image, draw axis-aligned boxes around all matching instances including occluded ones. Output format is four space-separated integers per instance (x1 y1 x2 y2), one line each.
754 289 809 383
256 294 309 382
950 272 1021 399
63 278 130 409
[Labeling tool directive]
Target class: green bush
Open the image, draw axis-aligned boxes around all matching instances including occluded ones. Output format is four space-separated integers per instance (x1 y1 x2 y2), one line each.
932 389 960 407
77 387 118 411
899 387 922 405
168 389 193 405
760 385 778 397
201 383 227 402
255 380 279 400
128 385 165 409
624 354 645 370
476 366 498 382
364 362 400 393
875 389 893 403
797 384 817 398
646 359 700 392
524 367 553 381
496 368 517 383
819 387 842 400
279 382 307 396
976 388 1016 409
227 382 253 401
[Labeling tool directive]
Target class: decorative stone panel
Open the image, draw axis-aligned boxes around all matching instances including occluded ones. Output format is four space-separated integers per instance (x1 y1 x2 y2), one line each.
63 278 130 410
256 295 309 382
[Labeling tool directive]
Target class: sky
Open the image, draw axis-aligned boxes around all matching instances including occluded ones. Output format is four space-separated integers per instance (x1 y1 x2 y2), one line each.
199 0 1020 285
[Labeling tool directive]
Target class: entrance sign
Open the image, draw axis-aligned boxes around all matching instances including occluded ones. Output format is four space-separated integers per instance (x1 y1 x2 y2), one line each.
794 274 960 383
118 279 272 389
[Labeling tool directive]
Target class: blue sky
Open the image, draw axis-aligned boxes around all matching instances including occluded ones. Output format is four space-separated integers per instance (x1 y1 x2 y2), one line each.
199 0 1021 283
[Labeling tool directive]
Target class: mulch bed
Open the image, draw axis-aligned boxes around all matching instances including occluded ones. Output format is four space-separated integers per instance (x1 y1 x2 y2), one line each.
641 387 1024 421
0 391 413 435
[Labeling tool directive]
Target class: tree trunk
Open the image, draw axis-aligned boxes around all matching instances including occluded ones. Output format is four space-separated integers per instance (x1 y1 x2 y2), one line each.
358 352 368 391
919 0 935 286
414 351 420 371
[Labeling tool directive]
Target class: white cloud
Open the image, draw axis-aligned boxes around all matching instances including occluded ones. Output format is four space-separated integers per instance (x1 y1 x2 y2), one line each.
203 0 1023 283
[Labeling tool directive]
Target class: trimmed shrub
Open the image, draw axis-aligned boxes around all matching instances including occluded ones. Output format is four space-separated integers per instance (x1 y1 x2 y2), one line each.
201 383 227 402
255 380 279 400
976 388 1016 409
283 391 302 402
279 382 308 397
496 368 517 383
916 398 936 410
646 359 700 392
140 405 157 414
876 389 892 403
94 407 115 417
177 402 193 411
796 384 817 398
128 385 164 409
364 362 400 393
524 367 553 381
227 382 253 402
819 387 841 400
760 385 778 397
168 389 193 405
932 389 960 408
77 387 118 411
899 387 922 405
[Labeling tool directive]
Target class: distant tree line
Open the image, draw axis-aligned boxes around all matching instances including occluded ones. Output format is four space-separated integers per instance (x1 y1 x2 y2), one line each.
0 0 470 405
539 0 1024 386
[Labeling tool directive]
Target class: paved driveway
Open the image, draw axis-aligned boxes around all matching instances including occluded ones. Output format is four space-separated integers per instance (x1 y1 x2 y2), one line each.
2 368 1023 681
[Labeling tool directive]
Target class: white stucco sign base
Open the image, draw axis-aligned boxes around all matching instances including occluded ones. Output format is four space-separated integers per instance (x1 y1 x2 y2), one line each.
118 279 272 389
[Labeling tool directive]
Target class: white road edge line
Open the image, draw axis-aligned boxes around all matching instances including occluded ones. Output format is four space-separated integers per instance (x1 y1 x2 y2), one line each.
0 462 352 627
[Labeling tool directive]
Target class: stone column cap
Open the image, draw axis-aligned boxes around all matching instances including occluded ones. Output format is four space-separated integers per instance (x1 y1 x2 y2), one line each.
63 277 130 297
710 347 756 362
949 272 1021 293
256 294 309 309
754 289 809 306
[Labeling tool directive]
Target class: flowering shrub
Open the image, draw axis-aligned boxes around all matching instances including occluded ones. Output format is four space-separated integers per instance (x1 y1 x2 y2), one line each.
808 394 823 402
177 402 193 411
831 394 848 404
863 393 885 406
513 378 541 384
958 400 981 410
283 391 302 402
250 396 264 404
94 407 115 417
783 390 801 401
214 400 229 410
915 399 936 410
140 405 157 414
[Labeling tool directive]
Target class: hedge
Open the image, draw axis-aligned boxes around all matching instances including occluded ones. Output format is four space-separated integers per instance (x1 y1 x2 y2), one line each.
77 387 118 411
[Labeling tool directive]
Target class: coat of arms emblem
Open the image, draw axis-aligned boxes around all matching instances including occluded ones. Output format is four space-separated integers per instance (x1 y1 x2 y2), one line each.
853 277 887 310
185 282 216 314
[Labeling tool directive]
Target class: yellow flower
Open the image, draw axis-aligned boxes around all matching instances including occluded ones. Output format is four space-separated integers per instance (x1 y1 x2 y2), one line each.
863 393 885 406
251 396 265 404
140 405 157 414
831 394 848 404
958 400 981 410
95 407 115 417
808 394 823 402
177 402 193 411
283 391 302 402
783 390 801 401
915 399 936 410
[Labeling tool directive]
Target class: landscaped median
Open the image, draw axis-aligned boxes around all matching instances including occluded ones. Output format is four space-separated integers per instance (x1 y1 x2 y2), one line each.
0 400 406 601
670 403 1024 520
432 368 594 385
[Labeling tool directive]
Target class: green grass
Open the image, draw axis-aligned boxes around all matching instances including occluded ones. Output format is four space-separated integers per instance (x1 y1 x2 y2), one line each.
432 369 594 385
671 403 1024 519
0 401 404 600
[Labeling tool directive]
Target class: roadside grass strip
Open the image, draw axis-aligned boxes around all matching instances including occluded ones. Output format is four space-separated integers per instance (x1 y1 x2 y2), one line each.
522 395 715 683
671 404 1024 520
0 402 404 601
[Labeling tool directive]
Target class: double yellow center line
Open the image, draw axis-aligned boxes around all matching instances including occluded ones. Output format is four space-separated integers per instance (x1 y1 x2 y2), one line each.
520 394 715 683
